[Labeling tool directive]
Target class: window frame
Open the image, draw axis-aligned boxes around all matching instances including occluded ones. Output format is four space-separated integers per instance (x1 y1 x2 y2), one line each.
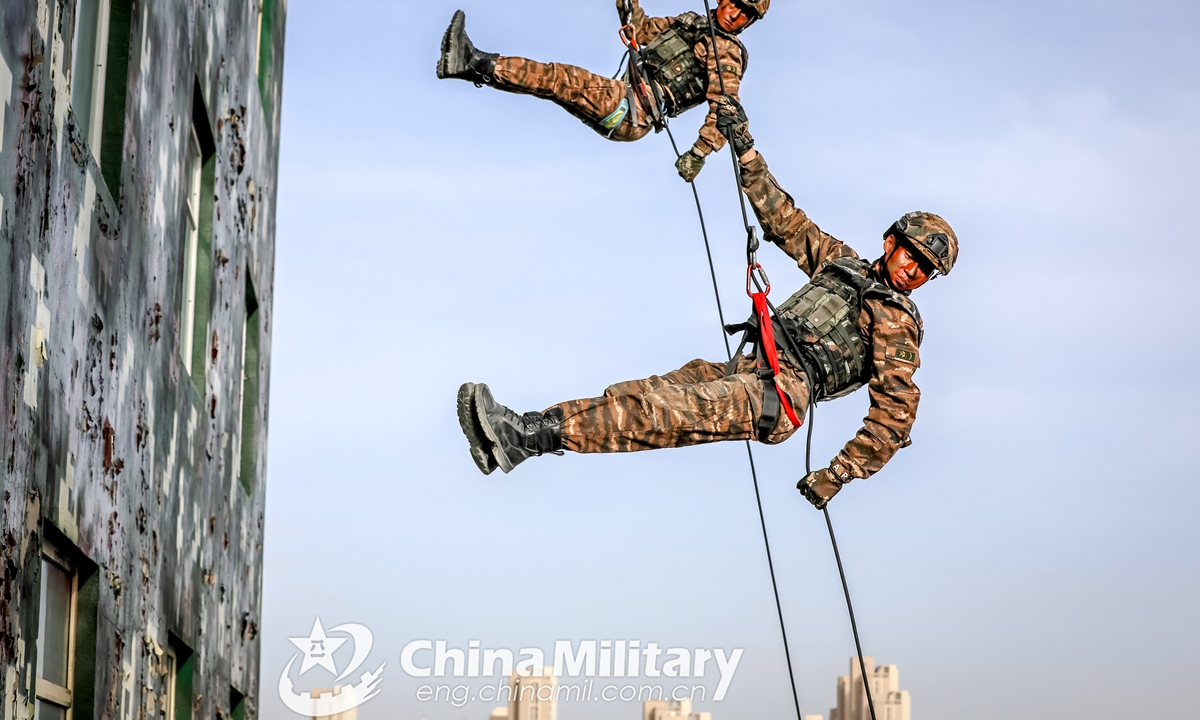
67 0 113 159
237 275 260 495
35 544 79 720
163 646 178 720
180 124 203 374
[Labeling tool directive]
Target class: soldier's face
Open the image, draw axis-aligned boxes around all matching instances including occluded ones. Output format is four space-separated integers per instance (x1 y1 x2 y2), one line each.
716 0 752 32
883 236 932 292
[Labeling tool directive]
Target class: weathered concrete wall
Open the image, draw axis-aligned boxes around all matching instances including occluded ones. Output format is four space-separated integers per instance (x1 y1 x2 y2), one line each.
0 1 285 720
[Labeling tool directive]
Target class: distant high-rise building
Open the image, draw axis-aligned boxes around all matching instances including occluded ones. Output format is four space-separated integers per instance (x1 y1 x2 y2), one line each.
488 706 510 720
829 657 911 720
509 669 558 720
310 687 358 720
643 698 710 720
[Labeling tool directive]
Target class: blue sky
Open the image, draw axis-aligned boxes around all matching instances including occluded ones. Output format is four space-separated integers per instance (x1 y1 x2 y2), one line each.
260 1 1199 718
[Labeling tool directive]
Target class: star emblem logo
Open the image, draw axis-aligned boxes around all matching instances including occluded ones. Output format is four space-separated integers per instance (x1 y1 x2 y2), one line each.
288 618 348 676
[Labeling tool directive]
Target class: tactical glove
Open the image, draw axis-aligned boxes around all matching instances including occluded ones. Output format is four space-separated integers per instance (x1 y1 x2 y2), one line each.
715 96 755 157
675 150 706 183
617 0 637 25
798 468 842 509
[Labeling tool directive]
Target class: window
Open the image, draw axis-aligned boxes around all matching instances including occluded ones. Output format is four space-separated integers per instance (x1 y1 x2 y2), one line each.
229 687 246 720
180 80 217 394
68 0 111 156
62 0 133 191
237 277 260 495
34 534 98 720
35 546 77 720
256 0 277 120
166 636 195 720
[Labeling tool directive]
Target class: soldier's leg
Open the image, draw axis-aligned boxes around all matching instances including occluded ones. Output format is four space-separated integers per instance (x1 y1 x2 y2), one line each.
549 358 808 453
599 358 727 400
457 359 807 474
438 11 651 141
491 57 653 142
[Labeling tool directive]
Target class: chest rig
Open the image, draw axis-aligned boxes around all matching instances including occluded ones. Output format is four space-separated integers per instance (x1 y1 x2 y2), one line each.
639 12 747 117
774 257 921 402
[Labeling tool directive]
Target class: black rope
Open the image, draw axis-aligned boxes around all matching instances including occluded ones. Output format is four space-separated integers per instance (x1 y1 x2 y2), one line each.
824 509 878 720
700 0 755 235
654 5 881 719
664 117 803 720
664 125 733 360
804 405 879 720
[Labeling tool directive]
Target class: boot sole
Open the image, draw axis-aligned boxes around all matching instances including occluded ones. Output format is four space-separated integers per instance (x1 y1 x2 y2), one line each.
436 10 466 80
457 382 498 475
473 383 516 474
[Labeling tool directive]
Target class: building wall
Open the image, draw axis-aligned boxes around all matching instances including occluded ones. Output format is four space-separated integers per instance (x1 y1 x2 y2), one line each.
0 2 285 720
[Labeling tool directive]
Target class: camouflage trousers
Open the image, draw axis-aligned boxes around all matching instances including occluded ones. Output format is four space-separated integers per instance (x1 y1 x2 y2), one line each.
548 356 810 454
492 56 654 142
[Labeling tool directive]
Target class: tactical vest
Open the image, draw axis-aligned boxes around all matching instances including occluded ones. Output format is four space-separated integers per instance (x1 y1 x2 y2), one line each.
639 12 748 117
774 257 921 402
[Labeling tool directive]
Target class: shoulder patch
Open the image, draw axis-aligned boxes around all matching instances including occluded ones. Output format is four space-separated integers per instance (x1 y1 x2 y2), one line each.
721 63 741 76
889 345 919 366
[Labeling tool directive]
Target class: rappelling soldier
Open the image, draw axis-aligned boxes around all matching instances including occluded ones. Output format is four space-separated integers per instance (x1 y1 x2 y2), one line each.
436 0 768 182
456 98 959 509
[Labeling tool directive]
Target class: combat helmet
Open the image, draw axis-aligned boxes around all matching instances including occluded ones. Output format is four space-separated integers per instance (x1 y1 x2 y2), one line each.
885 212 958 276
736 0 770 20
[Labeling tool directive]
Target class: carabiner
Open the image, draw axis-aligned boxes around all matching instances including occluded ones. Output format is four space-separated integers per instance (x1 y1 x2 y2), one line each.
746 225 761 258
619 24 639 51
746 263 771 297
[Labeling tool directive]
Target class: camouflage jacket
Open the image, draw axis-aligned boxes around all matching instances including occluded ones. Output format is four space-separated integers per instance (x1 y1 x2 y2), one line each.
622 0 746 157
738 152 924 484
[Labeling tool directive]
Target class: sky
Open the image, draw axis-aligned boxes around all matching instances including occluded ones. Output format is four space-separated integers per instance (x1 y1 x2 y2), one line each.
259 1 1200 719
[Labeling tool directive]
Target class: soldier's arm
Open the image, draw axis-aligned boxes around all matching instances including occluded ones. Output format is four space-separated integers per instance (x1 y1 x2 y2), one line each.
737 151 859 276
690 37 744 157
620 0 674 42
828 304 922 484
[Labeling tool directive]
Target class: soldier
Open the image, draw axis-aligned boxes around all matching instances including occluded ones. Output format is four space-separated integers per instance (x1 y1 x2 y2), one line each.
436 0 768 182
456 98 959 509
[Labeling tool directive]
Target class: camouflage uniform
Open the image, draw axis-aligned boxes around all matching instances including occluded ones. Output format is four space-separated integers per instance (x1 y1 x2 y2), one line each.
490 0 746 155
552 355 807 453
737 152 923 482
548 151 923 486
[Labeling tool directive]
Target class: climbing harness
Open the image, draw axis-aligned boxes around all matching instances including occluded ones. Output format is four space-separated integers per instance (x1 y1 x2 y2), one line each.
722 260 801 441
646 2 884 718
618 8 667 132
596 97 632 135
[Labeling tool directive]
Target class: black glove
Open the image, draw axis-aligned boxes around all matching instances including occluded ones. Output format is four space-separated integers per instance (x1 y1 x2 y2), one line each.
715 96 754 157
675 150 706 182
798 468 843 510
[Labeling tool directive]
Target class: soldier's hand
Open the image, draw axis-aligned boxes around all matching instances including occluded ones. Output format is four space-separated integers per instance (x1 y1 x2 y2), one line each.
617 0 636 24
675 150 706 183
798 468 843 510
715 96 754 158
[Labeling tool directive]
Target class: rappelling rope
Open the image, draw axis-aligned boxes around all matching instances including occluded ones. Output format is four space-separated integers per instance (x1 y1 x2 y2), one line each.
664 116 805 720
665 2 882 718
805 406 879 720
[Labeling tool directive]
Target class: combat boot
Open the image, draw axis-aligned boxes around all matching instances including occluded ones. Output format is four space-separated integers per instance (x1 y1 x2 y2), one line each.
466 383 563 474
457 383 499 475
437 10 499 85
